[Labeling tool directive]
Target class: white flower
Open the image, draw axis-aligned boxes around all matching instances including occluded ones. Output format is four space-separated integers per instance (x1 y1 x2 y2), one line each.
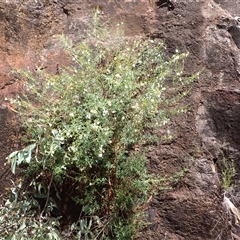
69 146 77 153
69 112 74 117
103 109 108 116
162 119 169 125
98 153 103 158
90 109 97 114
173 55 180 61
92 122 100 130
115 74 121 78
132 103 139 109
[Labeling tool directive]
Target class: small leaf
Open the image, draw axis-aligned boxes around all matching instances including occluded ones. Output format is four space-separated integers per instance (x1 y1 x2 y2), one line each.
17 151 24 164
8 143 36 173
25 143 36 163
11 155 17 174
17 220 26 231
47 230 61 240
8 150 18 160
52 129 58 137
11 235 17 240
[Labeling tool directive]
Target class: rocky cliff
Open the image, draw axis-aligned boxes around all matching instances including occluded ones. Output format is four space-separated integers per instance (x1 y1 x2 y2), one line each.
1 0 240 239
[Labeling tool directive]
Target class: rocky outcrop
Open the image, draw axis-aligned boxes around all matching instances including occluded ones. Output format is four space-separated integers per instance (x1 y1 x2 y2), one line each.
1 0 240 239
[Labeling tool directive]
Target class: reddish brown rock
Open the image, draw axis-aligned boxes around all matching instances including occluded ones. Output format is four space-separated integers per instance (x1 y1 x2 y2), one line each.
2 0 240 239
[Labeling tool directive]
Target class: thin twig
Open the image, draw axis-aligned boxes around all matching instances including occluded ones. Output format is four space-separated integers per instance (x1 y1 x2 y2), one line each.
40 174 54 219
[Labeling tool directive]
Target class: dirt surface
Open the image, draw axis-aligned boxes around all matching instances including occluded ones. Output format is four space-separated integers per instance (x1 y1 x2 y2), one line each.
1 0 240 239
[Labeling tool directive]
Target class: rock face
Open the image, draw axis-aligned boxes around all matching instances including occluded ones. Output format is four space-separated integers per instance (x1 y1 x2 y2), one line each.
1 0 240 239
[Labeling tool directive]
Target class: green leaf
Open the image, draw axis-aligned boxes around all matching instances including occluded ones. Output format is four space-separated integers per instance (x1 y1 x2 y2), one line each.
17 220 26 231
17 151 24 164
11 235 17 240
8 150 18 159
8 143 36 174
47 230 61 240
25 143 36 163
10 154 17 174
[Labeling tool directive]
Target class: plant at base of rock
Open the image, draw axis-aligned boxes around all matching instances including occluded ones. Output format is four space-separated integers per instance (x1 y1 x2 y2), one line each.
0 181 61 240
8 22 195 239
218 153 236 191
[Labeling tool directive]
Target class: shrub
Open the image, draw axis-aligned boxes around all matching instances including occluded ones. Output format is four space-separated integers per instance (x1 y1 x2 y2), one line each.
7 20 194 239
218 152 236 191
